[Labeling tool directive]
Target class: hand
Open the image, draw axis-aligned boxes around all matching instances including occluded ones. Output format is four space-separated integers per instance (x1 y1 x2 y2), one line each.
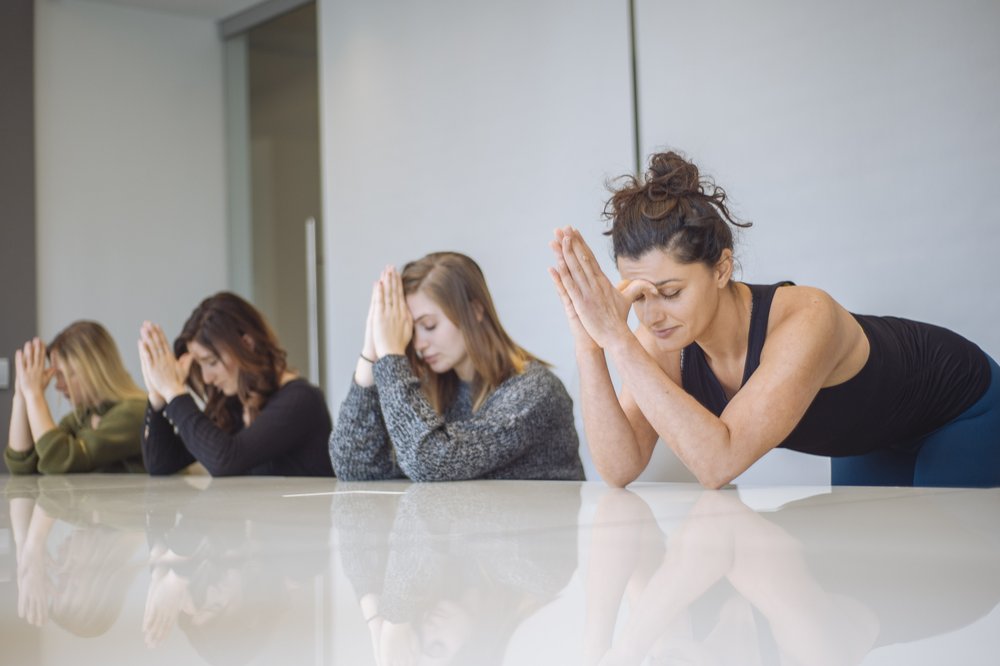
378 620 419 666
14 339 56 399
138 336 166 410
550 227 651 350
17 548 53 627
143 566 191 648
372 267 413 358
363 279 378 361
138 322 193 405
550 229 600 353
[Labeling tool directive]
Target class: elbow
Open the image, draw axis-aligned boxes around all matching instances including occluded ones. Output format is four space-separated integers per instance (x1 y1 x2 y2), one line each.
600 468 639 489
695 467 736 490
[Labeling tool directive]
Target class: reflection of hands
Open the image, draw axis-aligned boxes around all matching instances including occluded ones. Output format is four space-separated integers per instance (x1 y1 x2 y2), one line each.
138 322 193 407
15 339 56 399
143 566 191 648
17 548 53 627
372 267 413 359
378 620 419 666
549 227 650 350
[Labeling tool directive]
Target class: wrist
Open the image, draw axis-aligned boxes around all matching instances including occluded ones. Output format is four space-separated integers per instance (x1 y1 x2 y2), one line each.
160 385 188 405
603 327 639 360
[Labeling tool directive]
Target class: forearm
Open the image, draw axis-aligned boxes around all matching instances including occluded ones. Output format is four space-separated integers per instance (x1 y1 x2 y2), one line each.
8 392 34 453
142 405 196 475
20 392 58 445
605 335 735 488
577 348 649 487
330 383 401 480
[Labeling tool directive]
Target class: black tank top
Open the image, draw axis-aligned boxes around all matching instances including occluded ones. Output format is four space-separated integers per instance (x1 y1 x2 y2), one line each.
681 283 991 456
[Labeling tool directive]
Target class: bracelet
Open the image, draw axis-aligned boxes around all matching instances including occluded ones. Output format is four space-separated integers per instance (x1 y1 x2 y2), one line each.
360 353 376 364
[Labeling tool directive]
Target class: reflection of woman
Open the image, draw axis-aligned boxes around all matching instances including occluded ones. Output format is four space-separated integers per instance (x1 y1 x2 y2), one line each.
331 253 584 481
5 476 146 636
139 292 334 476
333 482 581 665
551 151 999 488
141 479 332 663
586 487 1000 665
5 321 146 474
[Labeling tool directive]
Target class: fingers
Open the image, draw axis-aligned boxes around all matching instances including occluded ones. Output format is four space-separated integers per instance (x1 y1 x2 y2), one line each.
561 229 600 290
619 279 657 304
177 353 194 379
548 266 578 317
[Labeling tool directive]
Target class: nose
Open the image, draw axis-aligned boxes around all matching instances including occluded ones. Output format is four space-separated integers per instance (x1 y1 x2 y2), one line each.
637 298 668 329
414 330 430 352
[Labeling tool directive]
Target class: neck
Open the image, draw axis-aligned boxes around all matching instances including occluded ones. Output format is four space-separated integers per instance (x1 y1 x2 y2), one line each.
694 282 750 364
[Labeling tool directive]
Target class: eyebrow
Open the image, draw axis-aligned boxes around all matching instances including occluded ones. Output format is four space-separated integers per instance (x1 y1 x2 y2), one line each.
413 314 436 324
652 279 682 287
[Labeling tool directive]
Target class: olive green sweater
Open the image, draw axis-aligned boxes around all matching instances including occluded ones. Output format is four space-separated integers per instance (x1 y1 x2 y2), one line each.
5 398 146 474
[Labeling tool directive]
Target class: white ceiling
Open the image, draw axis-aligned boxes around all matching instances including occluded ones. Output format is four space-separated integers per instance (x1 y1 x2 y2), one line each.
68 0 265 21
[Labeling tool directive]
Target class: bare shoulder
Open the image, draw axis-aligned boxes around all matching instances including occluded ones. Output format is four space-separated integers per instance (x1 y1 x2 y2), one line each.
765 284 867 385
768 285 852 333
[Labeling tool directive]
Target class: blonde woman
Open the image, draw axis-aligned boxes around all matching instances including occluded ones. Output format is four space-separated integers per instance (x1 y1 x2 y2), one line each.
5 321 146 474
330 252 584 481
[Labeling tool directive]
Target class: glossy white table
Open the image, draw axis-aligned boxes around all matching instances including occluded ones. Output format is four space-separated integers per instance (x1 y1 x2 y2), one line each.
2 475 998 665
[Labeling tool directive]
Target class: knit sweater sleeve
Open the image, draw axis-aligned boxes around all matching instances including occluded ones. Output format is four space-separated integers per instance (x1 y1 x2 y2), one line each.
372 355 572 481
152 382 330 477
329 380 404 480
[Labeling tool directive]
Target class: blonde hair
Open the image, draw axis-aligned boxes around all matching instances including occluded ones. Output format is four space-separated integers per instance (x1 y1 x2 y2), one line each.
48 321 145 413
401 252 544 413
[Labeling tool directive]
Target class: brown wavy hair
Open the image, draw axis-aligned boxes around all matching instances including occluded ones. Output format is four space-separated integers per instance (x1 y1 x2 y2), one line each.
174 292 288 432
604 151 752 265
401 252 544 414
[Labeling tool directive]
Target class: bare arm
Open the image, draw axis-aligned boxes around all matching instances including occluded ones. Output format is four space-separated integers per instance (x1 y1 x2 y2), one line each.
550 232 660 487
7 389 33 454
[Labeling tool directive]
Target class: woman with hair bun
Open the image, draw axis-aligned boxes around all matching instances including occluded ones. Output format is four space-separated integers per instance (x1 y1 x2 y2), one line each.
138 292 333 477
551 150 999 489
5 321 146 474
330 252 584 481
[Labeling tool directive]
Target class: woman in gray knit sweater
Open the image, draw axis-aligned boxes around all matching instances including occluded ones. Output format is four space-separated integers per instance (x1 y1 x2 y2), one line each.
329 252 584 481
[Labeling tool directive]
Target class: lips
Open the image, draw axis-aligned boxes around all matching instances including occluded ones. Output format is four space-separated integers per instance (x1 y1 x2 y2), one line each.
652 326 680 339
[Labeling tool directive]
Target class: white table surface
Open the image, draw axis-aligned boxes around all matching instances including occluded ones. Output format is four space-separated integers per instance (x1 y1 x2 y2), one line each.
2 475 998 665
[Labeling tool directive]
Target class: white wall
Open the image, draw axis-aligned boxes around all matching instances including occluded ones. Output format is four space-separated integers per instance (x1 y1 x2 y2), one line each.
635 0 1000 484
35 0 228 391
317 0 635 480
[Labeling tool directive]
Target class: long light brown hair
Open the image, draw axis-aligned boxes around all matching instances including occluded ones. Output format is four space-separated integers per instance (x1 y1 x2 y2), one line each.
174 292 289 432
401 252 543 414
48 321 145 415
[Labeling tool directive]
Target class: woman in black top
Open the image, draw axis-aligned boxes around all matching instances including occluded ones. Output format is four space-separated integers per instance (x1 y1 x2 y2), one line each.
138 292 333 477
550 151 998 489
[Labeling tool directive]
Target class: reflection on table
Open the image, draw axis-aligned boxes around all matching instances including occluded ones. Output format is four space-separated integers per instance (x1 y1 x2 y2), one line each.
585 486 1000 666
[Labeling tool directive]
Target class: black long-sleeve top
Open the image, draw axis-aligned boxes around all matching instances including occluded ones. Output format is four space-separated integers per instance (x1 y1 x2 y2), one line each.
142 379 334 477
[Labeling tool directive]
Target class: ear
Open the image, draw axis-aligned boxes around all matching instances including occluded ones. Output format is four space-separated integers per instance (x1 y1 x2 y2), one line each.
471 301 485 323
241 334 255 351
715 249 734 287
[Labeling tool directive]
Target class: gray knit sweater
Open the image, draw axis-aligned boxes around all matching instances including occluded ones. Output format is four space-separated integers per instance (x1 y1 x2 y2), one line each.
329 355 584 481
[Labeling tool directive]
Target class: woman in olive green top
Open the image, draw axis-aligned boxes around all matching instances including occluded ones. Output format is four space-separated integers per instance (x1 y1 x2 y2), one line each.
5 321 146 474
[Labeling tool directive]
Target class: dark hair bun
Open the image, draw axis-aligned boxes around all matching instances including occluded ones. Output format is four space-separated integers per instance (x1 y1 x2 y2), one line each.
646 151 702 201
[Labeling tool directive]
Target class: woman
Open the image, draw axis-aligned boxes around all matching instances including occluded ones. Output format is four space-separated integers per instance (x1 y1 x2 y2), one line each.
139 292 333 477
550 151 999 489
5 321 146 474
330 252 584 481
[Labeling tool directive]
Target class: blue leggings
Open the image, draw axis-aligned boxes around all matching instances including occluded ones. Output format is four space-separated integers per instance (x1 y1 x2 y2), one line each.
832 356 1000 488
